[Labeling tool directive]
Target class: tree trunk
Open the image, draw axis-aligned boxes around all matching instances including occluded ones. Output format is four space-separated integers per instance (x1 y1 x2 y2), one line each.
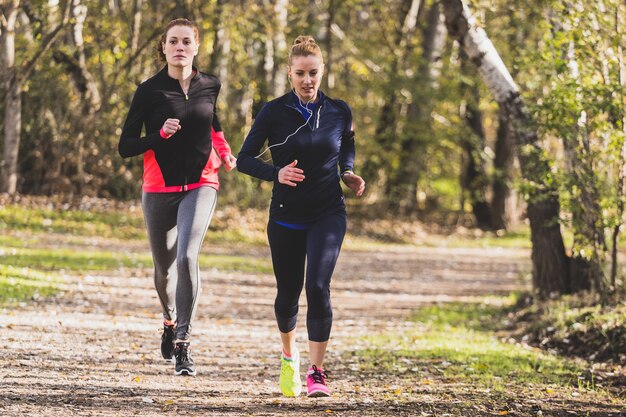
459 48 493 229
66 0 101 195
272 0 288 97
323 0 337 91
1 1 69 194
392 0 446 215
369 0 421 212
130 0 143 54
461 94 492 230
442 0 569 297
554 9 606 294
491 107 516 230
261 0 289 103
209 0 229 98
1 3 20 194
611 2 625 291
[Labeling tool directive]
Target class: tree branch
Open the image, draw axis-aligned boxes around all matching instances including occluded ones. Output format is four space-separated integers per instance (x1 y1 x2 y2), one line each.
19 0 71 84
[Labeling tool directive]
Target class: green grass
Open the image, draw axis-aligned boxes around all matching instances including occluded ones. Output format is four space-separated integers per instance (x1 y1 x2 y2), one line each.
0 247 270 305
0 246 271 274
0 203 269 246
0 242 272 305
348 299 586 391
0 204 146 239
0 264 61 304
1 247 151 271
0 202 274 305
512 295 626 362
200 253 273 274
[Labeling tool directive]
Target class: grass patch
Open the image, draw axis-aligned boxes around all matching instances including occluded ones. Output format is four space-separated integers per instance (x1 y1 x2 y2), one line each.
0 265 62 304
1 245 271 274
348 298 586 391
201 253 272 274
0 246 151 271
0 245 270 305
508 294 626 362
0 203 268 246
0 204 146 240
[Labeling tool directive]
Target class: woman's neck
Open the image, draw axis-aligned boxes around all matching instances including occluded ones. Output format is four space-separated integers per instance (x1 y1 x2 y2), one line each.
294 90 319 104
168 65 194 93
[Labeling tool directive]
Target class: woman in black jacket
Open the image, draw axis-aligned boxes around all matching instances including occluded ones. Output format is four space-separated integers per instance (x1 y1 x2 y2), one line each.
119 18 236 377
237 35 365 397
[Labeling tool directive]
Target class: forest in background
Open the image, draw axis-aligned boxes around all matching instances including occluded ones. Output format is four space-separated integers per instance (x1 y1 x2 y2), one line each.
1 0 625 300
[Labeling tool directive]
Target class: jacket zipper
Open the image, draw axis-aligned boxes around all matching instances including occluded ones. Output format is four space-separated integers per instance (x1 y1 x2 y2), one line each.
182 88 189 191
286 103 322 131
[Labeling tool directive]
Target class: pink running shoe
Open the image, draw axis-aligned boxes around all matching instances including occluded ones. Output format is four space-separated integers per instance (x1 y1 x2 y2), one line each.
306 365 330 397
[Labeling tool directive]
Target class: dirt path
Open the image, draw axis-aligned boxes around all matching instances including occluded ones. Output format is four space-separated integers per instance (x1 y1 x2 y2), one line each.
0 243 622 416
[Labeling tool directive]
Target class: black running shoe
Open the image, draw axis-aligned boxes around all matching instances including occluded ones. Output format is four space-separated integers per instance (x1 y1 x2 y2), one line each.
161 323 176 361
174 342 196 376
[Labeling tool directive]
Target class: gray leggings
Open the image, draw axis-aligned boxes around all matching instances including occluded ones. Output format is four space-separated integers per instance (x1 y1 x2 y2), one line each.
142 186 217 341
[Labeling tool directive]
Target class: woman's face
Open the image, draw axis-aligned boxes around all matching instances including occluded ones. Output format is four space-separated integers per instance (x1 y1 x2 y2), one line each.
162 25 199 68
288 55 324 103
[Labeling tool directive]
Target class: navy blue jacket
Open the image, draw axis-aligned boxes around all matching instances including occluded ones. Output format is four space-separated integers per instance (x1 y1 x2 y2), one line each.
237 91 356 223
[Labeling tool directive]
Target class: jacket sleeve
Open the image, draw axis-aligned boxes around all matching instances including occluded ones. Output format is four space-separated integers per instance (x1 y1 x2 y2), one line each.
211 113 232 159
338 101 355 174
236 104 280 181
118 84 162 158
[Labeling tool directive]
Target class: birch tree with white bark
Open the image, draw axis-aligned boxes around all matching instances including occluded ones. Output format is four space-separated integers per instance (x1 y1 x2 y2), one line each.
441 0 570 296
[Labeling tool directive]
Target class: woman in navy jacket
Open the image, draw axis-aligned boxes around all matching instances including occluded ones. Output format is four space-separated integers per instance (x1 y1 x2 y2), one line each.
237 35 365 398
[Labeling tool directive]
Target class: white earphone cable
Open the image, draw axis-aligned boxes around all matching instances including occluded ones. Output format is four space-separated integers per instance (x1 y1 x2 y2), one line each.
255 93 315 160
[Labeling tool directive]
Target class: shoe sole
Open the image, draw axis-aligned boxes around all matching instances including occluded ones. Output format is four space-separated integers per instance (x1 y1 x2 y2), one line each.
174 368 197 376
307 390 330 398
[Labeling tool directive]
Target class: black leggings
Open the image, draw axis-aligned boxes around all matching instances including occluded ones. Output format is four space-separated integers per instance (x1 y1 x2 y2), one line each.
267 212 347 342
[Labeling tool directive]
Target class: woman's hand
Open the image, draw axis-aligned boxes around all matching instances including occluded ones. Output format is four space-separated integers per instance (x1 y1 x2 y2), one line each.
278 160 305 187
223 154 237 172
342 172 365 197
160 118 181 138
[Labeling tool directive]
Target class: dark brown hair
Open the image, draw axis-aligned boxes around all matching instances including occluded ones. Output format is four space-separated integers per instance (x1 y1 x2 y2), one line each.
288 35 323 66
156 18 200 63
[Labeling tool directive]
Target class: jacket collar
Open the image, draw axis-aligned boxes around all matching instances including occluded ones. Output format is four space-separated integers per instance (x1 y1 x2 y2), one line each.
288 90 326 108
157 65 201 82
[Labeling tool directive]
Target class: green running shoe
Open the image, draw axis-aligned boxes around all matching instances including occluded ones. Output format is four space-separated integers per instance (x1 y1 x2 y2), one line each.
279 351 302 397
